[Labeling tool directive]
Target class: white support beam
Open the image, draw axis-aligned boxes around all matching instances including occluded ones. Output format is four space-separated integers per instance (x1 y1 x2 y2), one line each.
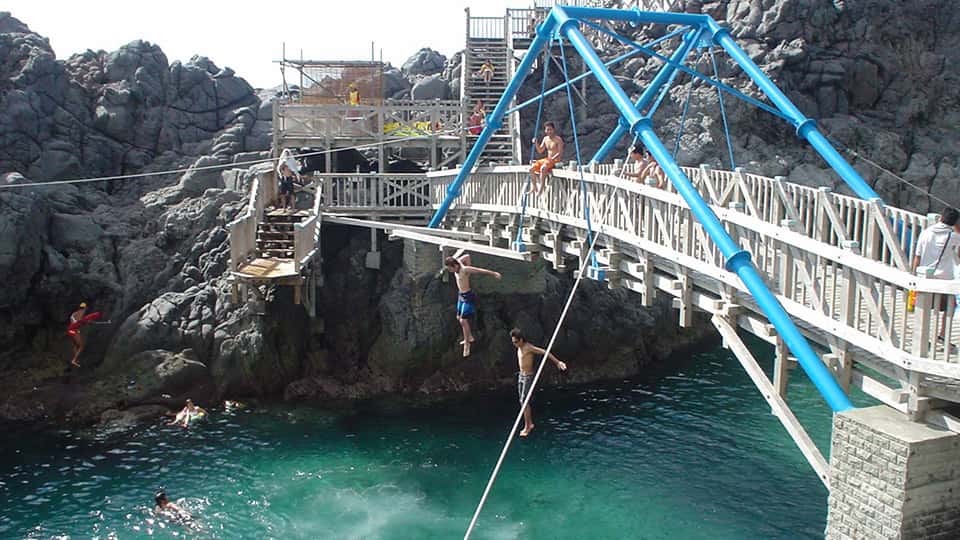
711 315 830 487
388 229 532 261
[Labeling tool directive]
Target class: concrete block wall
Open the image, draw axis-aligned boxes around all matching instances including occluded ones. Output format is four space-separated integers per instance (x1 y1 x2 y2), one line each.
827 406 960 539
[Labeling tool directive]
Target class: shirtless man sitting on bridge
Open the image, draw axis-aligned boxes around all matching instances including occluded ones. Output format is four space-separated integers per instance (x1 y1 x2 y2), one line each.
530 121 564 194
444 249 502 357
510 328 567 437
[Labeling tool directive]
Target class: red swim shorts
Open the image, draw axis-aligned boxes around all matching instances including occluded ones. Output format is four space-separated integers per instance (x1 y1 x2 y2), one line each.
530 157 558 175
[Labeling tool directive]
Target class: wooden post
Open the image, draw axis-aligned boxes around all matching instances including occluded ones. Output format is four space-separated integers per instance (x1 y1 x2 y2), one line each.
774 336 790 399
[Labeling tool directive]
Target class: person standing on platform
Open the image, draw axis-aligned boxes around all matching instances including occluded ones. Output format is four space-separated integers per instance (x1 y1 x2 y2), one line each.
276 148 302 211
444 250 502 357
348 83 361 106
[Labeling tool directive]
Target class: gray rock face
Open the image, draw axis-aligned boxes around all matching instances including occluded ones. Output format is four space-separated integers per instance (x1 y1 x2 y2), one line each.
401 48 446 77
410 74 451 100
517 0 959 213
382 66 412 100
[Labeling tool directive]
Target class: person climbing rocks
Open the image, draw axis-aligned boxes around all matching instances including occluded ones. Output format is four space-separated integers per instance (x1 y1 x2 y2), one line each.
444 250 502 357
530 121 564 194
67 302 100 367
510 328 567 437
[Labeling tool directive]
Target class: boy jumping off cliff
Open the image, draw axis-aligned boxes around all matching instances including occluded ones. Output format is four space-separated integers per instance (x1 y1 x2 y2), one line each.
510 328 567 437
444 250 502 357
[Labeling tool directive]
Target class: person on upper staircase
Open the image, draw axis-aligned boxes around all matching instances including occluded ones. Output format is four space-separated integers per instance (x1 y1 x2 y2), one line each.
530 121 564 194
476 59 495 84
510 328 567 437
444 250 502 357
468 101 486 136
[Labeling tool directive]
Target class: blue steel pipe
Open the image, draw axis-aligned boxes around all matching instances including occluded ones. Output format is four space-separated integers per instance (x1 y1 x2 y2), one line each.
637 126 853 412
591 26 703 164
705 20 880 202
564 6 709 27
561 11 853 411
427 17 558 228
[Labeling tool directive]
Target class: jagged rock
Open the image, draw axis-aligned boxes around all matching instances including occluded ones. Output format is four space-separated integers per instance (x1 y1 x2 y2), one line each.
401 48 446 77
382 66 411 100
410 74 450 100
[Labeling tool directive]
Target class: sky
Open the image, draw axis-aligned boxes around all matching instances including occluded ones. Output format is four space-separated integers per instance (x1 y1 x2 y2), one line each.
6 0 521 89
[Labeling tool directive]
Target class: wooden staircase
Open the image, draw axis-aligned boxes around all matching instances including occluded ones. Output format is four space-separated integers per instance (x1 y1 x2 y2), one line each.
463 13 520 165
256 210 310 259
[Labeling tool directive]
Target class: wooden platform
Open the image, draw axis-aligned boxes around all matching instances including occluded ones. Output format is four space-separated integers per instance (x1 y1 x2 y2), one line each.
234 257 298 280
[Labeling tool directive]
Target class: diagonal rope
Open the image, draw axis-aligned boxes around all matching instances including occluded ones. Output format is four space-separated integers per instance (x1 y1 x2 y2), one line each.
710 48 736 170
463 143 639 540
577 18 792 123
0 127 464 190
516 37 554 249
558 35 598 268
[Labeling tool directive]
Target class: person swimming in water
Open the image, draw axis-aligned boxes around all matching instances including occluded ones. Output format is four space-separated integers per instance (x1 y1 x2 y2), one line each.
155 490 190 521
169 399 208 428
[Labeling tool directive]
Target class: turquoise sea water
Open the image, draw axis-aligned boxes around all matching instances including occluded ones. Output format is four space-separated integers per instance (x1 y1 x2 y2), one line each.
1 342 843 539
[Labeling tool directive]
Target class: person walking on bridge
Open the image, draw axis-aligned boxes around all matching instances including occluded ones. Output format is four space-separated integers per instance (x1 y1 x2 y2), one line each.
912 207 960 350
444 250 502 357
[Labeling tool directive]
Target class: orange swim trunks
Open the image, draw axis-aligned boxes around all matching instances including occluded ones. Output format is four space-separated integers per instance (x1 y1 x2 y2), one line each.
66 328 78 337
530 157 558 175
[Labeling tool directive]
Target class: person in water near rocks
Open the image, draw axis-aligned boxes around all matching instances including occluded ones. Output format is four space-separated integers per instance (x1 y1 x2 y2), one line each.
169 399 208 428
510 328 567 437
444 249 502 357
155 490 190 522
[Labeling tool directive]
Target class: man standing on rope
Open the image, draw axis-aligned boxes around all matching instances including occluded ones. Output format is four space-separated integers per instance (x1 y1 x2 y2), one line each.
530 121 564 194
444 250 502 357
510 328 566 437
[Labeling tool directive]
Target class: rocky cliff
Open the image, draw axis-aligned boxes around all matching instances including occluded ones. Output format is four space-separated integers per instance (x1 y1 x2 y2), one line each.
1 0 956 425
518 0 959 212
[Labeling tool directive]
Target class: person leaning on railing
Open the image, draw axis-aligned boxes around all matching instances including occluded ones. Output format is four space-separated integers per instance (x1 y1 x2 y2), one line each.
623 145 666 189
911 207 960 349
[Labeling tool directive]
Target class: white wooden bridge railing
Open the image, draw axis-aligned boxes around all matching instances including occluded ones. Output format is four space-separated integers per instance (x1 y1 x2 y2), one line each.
316 173 433 212
228 169 276 272
294 185 324 274
425 165 960 379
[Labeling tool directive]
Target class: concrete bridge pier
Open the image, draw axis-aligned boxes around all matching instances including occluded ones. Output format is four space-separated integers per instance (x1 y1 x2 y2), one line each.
827 406 960 539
